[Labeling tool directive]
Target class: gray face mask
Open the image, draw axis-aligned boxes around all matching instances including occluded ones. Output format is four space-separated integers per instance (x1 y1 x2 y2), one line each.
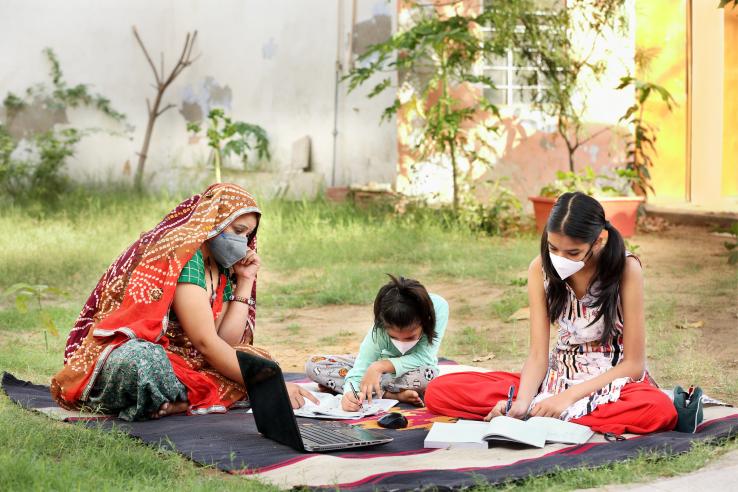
207 232 249 268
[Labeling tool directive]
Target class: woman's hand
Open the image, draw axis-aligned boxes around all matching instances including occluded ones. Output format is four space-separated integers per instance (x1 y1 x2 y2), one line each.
528 392 574 419
341 391 363 412
359 362 385 403
484 399 530 421
232 250 260 280
285 382 320 409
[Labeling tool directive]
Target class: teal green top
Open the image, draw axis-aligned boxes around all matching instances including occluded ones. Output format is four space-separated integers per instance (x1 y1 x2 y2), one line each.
343 293 449 393
170 250 233 322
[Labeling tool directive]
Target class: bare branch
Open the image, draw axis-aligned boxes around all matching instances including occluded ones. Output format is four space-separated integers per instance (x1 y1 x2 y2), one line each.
132 26 161 85
156 103 176 117
577 126 611 147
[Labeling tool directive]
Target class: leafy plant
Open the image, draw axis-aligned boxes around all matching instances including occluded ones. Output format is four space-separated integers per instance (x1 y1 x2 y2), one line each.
0 124 82 202
457 179 529 236
3 283 65 352
538 166 635 198
616 76 676 196
3 48 126 126
345 1 527 209
1 48 126 202
723 222 738 265
517 0 627 173
187 108 270 183
719 0 738 8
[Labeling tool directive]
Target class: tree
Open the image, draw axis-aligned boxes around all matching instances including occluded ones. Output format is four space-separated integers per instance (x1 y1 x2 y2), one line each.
517 0 628 172
187 108 270 183
132 27 198 190
345 1 522 209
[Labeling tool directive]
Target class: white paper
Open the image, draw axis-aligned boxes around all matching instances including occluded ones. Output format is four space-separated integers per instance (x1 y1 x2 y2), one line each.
293 391 398 420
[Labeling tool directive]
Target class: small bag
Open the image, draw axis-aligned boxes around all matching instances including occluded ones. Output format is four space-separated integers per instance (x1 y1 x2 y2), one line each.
672 385 704 433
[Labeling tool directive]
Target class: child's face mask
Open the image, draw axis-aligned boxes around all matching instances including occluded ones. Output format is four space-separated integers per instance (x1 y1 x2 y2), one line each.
207 232 249 268
390 338 420 354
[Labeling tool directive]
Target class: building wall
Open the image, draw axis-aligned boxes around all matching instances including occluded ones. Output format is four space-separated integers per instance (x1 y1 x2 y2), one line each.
0 0 398 191
395 0 636 206
723 6 738 198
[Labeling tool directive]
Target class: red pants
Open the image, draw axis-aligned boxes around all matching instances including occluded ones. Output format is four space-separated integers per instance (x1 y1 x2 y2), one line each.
425 371 678 434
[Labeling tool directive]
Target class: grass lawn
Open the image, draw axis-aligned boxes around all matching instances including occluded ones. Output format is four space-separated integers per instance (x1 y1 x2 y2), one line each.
1 188 736 490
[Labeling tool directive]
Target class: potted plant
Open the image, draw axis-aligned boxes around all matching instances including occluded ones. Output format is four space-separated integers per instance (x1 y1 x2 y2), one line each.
530 167 644 237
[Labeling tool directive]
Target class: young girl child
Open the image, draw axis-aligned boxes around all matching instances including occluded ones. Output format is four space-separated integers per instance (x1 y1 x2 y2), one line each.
425 192 677 434
306 275 449 411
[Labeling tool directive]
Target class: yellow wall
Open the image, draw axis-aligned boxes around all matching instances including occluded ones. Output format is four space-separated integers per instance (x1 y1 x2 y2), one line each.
723 7 738 198
636 0 687 202
636 0 688 203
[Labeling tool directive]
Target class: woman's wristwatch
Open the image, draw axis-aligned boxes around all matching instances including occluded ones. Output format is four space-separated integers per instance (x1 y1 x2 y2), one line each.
229 295 255 306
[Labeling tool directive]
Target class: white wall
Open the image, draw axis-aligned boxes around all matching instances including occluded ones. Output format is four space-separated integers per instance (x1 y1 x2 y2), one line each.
0 0 398 191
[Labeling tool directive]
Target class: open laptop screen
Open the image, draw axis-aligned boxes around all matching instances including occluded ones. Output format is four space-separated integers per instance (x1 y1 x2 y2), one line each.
236 351 305 451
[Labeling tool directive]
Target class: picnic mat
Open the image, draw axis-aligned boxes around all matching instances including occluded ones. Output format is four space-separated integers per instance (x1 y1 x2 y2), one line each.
3 366 738 491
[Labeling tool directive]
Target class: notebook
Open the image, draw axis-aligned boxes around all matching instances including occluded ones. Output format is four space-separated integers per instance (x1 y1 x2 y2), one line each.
293 391 399 420
424 416 594 449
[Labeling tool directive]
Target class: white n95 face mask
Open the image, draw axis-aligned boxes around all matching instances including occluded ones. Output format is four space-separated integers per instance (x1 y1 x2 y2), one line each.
391 338 419 354
549 252 585 280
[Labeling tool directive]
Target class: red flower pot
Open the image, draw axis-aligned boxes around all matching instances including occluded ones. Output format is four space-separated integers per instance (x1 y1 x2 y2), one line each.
529 196 645 238
325 186 350 203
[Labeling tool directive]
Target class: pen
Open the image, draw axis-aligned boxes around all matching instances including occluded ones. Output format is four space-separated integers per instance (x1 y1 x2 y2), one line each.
505 385 515 415
350 384 366 411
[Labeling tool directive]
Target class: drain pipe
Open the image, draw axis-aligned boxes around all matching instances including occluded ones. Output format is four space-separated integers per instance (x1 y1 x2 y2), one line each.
331 0 344 187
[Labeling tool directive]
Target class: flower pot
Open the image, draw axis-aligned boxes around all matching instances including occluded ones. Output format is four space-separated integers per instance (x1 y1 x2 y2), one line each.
529 196 645 238
325 186 350 203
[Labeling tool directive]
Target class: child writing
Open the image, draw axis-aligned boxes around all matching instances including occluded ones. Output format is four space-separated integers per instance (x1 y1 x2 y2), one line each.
425 192 677 434
306 275 449 411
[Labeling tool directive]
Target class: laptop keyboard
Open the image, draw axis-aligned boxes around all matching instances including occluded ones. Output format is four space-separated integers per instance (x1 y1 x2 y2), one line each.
299 424 367 446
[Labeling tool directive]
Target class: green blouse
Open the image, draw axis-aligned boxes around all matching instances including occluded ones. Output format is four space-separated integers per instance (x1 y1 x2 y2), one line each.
176 249 234 302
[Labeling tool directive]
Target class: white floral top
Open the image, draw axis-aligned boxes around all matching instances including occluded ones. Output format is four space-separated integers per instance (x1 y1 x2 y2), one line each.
532 253 652 420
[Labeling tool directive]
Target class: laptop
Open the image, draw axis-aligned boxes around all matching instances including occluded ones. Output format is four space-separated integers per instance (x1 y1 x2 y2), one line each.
237 351 393 452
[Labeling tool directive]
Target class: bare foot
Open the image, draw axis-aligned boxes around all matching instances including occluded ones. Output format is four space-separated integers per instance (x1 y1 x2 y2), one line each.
384 389 424 407
150 400 189 419
317 384 337 394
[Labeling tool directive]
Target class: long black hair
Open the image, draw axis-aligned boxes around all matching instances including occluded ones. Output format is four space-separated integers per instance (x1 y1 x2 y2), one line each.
540 192 626 343
373 274 436 344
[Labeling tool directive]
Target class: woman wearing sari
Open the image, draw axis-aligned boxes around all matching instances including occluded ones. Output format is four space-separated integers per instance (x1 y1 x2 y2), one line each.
51 183 317 420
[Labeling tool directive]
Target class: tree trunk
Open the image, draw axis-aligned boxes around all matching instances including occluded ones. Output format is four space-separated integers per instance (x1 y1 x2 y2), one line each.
134 93 162 191
449 139 458 211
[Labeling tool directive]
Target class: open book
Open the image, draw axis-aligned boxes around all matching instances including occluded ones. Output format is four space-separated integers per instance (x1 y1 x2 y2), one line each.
293 391 398 420
424 416 594 449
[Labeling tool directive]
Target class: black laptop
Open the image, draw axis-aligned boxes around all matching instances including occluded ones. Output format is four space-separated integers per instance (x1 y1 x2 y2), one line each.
237 351 393 452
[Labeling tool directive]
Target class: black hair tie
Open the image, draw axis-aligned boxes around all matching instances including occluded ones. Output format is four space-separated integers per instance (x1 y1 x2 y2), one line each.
604 221 612 229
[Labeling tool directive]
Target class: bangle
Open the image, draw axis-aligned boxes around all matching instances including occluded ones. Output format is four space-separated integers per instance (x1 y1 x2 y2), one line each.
229 295 255 306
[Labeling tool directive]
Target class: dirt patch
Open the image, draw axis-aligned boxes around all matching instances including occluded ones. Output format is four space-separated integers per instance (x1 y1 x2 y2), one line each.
255 225 737 400
255 279 507 371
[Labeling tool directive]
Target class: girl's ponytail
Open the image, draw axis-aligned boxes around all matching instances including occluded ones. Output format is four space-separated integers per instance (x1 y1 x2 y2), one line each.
589 221 627 343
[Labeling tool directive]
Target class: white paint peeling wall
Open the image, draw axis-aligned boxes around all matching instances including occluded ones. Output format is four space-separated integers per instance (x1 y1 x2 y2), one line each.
0 0 398 191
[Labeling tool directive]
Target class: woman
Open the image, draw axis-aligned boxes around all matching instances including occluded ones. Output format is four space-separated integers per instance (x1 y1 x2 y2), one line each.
52 183 317 420
425 192 677 434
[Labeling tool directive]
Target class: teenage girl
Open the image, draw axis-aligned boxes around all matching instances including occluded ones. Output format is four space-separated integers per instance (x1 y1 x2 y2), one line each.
425 192 677 434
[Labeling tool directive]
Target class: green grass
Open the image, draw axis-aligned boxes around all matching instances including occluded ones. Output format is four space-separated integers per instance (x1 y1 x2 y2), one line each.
1 187 736 491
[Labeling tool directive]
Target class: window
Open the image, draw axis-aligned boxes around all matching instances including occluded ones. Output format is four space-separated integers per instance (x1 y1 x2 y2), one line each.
481 0 563 106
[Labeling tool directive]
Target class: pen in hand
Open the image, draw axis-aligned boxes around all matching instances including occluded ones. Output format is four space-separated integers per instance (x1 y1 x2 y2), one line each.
504 385 515 416
350 384 367 412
